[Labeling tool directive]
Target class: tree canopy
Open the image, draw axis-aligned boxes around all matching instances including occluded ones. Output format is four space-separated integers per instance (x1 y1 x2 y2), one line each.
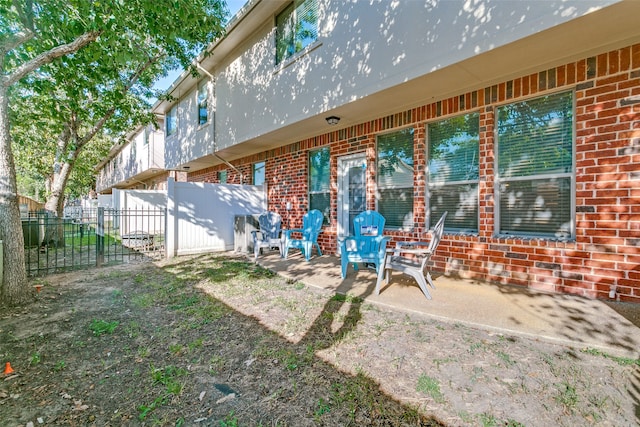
1 0 229 306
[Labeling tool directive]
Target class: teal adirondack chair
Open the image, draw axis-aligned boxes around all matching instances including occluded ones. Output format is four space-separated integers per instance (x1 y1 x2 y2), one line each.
340 210 390 279
283 209 324 261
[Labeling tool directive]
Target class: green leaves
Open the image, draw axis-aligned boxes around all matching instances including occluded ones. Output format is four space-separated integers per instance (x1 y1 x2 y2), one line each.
5 0 228 201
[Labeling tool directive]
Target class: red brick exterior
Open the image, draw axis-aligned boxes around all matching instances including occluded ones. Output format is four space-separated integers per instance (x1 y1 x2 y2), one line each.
190 43 640 303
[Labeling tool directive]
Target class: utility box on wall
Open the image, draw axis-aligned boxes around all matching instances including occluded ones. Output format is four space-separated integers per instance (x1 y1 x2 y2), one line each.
234 215 260 254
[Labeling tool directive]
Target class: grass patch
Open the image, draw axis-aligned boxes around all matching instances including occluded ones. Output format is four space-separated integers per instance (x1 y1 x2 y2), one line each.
330 293 362 304
478 412 498 426
416 374 445 403
329 371 427 424
131 293 154 308
209 355 226 374
150 364 188 395
496 351 515 367
137 395 167 421
29 353 41 365
220 411 239 427
205 260 275 282
581 347 640 366
170 295 200 311
555 381 578 413
89 319 119 336
253 345 314 371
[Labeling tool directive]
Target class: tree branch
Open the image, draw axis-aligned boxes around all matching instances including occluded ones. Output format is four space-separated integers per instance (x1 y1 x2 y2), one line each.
78 52 163 147
0 29 35 57
4 31 101 88
13 0 35 30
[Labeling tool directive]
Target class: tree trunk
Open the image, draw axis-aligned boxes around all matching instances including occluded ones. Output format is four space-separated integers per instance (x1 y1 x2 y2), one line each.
41 134 79 248
0 85 31 306
45 152 76 217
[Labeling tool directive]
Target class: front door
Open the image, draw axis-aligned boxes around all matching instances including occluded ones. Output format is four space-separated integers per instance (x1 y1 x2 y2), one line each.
337 153 367 246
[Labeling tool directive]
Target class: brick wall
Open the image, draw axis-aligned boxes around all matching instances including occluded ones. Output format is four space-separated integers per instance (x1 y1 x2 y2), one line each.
187 43 640 302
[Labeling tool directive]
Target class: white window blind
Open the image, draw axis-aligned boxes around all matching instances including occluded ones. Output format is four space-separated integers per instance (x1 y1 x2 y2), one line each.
427 113 479 232
275 0 318 65
197 81 208 126
309 147 330 224
166 105 177 136
496 91 574 238
377 128 414 229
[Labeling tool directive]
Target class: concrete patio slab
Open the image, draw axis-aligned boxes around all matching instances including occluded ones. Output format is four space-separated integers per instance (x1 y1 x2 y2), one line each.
256 252 640 359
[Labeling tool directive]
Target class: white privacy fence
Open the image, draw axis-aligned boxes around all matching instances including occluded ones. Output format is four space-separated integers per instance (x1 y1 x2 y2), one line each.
112 189 167 236
165 178 266 257
97 178 266 258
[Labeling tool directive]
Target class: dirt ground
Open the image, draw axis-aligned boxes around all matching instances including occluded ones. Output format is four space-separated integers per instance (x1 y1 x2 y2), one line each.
0 253 638 426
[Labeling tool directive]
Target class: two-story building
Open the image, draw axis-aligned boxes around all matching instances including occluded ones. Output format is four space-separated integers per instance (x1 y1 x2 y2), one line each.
150 0 639 302
95 122 170 193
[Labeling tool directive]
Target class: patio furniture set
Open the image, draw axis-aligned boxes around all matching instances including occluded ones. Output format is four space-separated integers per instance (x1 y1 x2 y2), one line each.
251 209 447 299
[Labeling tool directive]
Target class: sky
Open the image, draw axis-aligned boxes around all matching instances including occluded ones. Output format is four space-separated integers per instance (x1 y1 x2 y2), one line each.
153 0 247 92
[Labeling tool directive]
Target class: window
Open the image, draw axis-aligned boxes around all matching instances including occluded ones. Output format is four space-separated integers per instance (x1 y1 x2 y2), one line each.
496 91 574 238
144 127 150 145
197 80 208 125
377 128 414 229
219 170 227 184
275 0 318 65
427 113 479 232
309 147 330 224
166 105 177 137
253 161 265 186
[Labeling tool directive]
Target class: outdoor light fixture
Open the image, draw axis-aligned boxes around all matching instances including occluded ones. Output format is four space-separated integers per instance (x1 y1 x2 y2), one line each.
325 115 340 125
182 166 191 170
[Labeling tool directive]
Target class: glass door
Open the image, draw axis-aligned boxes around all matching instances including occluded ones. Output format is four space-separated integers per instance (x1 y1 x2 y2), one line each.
337 154 367 246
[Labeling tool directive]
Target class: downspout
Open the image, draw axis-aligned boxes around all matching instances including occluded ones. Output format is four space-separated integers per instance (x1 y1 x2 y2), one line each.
195 62 246 184
213 154 245 185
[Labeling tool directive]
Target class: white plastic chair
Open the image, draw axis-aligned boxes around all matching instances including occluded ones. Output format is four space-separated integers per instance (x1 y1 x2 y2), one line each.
375 211 447 299
251 211 283 260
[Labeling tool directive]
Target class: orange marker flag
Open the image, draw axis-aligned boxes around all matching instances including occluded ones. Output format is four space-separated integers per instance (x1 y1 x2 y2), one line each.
3 362 15 375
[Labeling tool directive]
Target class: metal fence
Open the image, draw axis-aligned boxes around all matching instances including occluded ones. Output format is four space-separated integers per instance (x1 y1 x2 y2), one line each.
23 207 165 277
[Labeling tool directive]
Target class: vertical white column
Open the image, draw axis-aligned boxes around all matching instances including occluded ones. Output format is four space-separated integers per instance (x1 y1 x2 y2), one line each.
166 177 176 258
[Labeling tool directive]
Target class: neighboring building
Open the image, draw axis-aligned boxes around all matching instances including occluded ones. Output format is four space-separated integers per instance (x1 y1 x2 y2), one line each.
152 0 640 302
96 122 168 193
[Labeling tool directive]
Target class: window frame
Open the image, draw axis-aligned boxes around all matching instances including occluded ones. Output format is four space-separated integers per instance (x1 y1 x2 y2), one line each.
376 127 415 230
197 80 209 126
166 105 177 137
494 90 576 240
308 146 330 225
275 0 318 66
426 111 480 233
218 170 227 184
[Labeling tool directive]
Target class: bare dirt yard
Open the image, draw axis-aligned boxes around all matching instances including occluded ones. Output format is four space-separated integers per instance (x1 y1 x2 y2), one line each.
1 253 639 426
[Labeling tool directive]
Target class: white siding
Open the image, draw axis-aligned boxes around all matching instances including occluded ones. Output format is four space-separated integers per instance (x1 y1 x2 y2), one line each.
96 125 165 192
166 179 266 255
164 80 215 169
212 0 616 149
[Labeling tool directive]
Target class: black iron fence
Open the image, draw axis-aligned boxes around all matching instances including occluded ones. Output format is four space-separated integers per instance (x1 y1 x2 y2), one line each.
22 207 166 277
